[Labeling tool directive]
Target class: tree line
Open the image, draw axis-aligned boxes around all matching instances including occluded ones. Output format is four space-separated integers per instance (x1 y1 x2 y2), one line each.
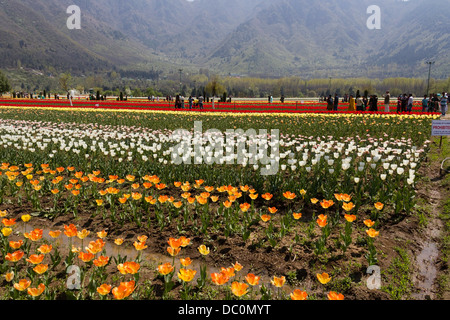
2 68 449 99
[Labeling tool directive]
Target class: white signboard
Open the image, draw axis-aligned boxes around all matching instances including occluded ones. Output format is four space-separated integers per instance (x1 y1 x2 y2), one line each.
432 120 450 136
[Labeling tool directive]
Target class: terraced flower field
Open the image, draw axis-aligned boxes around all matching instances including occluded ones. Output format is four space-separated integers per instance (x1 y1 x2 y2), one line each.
0 105 444 301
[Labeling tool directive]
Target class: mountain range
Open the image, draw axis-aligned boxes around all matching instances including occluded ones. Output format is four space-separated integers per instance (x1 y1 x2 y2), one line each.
0 0 448 79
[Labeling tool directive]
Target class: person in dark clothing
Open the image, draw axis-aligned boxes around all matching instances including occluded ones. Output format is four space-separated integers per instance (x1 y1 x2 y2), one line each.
333 93 339 111
401 94 408 113
326 95 333 111
363 96 368 111
175 95 181 109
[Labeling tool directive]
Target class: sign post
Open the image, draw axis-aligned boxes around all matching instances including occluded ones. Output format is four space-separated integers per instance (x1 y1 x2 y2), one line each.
431 120 450 150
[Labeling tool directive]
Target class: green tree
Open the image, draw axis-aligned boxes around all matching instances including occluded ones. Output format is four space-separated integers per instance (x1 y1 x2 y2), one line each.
205 76 225 97
59 72 72 93
0 70 11 95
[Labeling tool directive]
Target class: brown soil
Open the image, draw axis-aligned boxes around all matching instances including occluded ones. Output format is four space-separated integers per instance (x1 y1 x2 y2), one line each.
0 150 446 300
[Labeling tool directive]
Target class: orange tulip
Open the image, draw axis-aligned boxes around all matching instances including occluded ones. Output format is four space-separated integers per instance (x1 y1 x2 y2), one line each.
118 197 127 204
4 271 14 282
155 183 167 190
187 197 196 204
64 224 78 237
5 250 24 262
9 240 23 250
24 228 43 241
97 230 108 239
320 199 334 209
131 192 142 200
233 261 243 272
180 236 191 247
341 194 352 202
173 201 183 208
197 196 208 205
245 273 261 286
240 203 251 212
112 280 135 300
344 214 357 223
132 240 147 251
77 229 90 240
231 281 248 297
117 261 140 275
137 235 148 243
93 256 110 267
211 272 230 286
220 267 235 278
78 251 95 263
366 228 380 238
114 238 124 246
158 195 169 203
374 202 384 211
178 268 197 282
26 254 44 265
223 200 232 208
310 198 319 204
180 257 192 267
168 237 182 250
14 278 31 291
316 214 328 228
268 207 278 214
131 183 140 190
49 230 61 238
327 291 344 300
317 272 331 284
342 202 355 212
157 262 174 276
260 214 271 222
33 264 48 274
2 218 16 227
364 219 375 228
97 284 112 296
290 289 308 300
261 193 273 200
86 239 106 254
37 244 52 254
249 193 258 200
293 212 302 220
283 191 296 200
271 276 286 288
167 246 181 257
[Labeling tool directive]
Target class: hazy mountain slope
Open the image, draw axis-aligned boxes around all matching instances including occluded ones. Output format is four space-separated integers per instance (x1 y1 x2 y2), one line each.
0 0 448 79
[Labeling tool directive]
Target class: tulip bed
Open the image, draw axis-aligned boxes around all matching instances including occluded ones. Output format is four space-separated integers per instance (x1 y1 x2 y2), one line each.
0 105 442 301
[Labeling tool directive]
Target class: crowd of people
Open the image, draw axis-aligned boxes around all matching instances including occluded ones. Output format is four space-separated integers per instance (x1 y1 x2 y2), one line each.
324 91 448 116
174 94 204 110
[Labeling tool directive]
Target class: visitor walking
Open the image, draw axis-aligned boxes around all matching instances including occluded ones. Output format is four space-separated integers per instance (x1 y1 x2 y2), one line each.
334 93 339 111
326 95 333 111
440 93 448 116
407 94 414 112
422 95 429 113
348 95 355 111
356 95 364 111
384 91 390 112
189 96 193 110
175 95 181 109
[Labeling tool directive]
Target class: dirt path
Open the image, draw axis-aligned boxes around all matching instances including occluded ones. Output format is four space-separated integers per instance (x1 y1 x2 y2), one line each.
411 130 448 299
